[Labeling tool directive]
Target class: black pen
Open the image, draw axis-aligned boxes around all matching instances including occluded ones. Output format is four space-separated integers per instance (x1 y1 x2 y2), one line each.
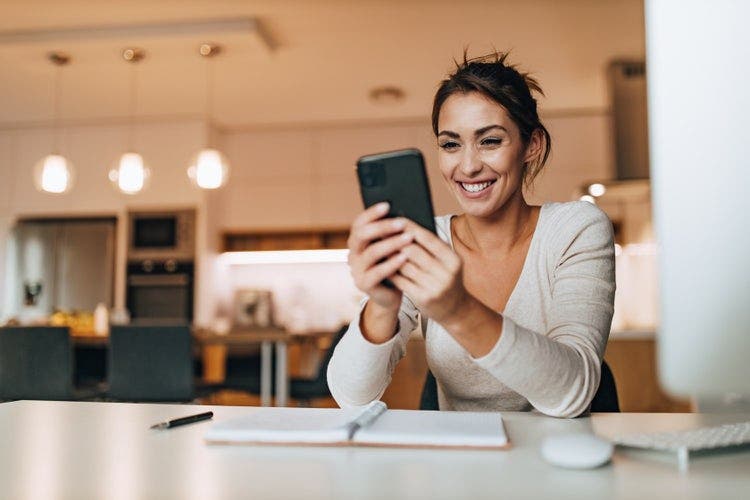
150 411 214 430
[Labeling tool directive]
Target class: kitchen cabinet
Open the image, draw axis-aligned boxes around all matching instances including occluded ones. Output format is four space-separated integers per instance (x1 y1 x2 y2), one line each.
223 228 349 251
604 336 692 412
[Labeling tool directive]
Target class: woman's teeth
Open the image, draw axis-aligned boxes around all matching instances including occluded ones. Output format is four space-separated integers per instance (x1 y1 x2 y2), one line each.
460 181 494 193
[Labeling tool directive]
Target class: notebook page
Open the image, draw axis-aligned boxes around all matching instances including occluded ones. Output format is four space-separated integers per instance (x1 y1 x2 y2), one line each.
352 410 508 448
205 407 360 444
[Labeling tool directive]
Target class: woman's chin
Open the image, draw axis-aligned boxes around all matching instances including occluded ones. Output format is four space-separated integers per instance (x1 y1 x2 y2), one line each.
458 200 498 218
455 189 517 218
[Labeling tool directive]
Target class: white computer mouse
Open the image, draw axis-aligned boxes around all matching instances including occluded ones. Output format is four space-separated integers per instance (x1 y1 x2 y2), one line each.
540 433 614 469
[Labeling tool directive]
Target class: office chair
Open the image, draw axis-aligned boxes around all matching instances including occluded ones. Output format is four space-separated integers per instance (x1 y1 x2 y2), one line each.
590 361 620 412
107 324 193 402
217 351 265 393
419 360 620 412
0 326 74 401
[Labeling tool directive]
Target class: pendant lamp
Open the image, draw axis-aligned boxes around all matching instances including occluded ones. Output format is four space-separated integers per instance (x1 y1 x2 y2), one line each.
110 48 150 195
33 52 75 194
187 43 230 190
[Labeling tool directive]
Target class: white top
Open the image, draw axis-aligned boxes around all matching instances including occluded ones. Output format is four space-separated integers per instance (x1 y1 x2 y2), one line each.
2 401 749 500
327 201 616 417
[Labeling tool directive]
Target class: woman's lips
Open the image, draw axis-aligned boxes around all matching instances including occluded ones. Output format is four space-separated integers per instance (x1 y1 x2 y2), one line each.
457 180 496 198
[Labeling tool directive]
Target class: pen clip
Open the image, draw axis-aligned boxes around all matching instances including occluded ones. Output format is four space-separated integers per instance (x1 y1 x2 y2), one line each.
351 401 387 429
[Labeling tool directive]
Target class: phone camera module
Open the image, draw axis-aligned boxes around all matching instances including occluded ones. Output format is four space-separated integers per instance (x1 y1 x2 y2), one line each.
359 162 387 188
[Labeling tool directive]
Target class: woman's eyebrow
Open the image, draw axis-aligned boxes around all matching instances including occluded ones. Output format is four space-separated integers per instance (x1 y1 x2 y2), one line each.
437 125 508 139
475 124 507 136
437 130 460 139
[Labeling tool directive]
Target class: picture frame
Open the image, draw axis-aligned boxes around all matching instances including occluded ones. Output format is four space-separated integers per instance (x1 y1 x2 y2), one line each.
233 288 274 328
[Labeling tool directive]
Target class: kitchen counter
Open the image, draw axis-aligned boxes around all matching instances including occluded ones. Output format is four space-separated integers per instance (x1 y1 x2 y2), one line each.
609 329 657 341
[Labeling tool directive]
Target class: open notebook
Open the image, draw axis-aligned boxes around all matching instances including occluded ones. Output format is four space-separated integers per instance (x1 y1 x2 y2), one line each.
204 401 509 450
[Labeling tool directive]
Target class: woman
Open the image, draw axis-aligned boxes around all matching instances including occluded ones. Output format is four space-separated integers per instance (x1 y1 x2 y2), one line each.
327 53 615 418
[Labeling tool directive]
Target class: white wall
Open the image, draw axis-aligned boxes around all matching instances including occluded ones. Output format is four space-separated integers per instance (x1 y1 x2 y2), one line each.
216 111 614 230
212 260 362 333
528 112 614 203
0 121 206 215
0 120 210 321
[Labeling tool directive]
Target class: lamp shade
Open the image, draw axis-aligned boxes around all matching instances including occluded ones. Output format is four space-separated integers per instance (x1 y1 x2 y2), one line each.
109 152 149 195
33 154 75 194
187 148 230 189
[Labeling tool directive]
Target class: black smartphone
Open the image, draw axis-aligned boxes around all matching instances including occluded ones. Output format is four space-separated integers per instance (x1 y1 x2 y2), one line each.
356 148 436 234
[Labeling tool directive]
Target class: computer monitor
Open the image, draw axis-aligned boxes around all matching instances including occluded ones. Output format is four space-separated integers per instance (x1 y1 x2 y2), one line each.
646 0 750 398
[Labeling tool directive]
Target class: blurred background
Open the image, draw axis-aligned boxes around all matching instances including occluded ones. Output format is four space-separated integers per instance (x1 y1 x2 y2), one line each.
0 0 672 411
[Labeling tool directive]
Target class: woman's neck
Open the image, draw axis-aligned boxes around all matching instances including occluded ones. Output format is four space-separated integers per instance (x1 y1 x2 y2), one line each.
455 189 538 255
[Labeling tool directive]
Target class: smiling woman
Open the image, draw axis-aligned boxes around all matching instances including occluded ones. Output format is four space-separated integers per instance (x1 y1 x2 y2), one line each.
432 52 551 192
327 52 616 418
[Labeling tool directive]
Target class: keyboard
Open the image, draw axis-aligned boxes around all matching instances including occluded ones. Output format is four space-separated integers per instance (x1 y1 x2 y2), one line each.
613 421 750 454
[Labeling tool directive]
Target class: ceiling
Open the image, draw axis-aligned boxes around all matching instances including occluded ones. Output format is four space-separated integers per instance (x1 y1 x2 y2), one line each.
0 0 645 129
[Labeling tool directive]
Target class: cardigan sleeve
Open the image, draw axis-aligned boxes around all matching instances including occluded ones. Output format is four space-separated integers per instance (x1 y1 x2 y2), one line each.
473 203 616 417
326 294 419 408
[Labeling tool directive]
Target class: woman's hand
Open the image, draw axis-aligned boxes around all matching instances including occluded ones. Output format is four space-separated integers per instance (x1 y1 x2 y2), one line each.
390 219 471 326
347 202 414 311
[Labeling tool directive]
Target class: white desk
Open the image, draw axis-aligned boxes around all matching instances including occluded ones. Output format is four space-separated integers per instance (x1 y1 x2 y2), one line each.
1 401 748 499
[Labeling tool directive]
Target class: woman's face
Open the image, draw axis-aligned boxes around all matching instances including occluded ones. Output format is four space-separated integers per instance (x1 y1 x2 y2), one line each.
436 91 532 218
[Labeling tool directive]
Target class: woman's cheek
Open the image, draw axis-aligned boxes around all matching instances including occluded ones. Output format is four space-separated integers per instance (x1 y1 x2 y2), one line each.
481 149 508 169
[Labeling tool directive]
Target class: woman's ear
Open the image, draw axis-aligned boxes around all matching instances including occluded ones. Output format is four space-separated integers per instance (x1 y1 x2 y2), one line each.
522 129 543 164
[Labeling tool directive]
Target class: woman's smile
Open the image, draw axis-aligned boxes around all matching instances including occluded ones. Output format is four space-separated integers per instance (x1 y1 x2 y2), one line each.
457 179 497 197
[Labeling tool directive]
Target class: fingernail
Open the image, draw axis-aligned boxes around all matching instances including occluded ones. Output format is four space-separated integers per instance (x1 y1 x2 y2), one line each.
393 219 405 229
376 202 390 211
401 232 413 241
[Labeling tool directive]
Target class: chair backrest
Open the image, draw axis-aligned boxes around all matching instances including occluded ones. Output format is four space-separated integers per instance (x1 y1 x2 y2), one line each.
315 326 348 384
419 360 620 412
0 326 73 400
590 360 620 412
108 324 193 401
419 369 439 411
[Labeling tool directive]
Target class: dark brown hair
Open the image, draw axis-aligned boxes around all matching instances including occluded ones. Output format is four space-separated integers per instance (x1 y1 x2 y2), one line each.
432 52 552 187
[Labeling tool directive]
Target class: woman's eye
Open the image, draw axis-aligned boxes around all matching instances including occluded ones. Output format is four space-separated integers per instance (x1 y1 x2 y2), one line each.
480 137 502 147
439 141 460 150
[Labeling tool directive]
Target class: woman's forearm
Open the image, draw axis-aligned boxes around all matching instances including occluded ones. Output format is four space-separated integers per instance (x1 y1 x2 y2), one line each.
360 300 400 344
440 295 504 358
328 297 417 408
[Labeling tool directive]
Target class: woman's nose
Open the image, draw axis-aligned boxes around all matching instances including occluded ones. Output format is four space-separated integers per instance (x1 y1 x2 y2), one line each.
459 148 483 176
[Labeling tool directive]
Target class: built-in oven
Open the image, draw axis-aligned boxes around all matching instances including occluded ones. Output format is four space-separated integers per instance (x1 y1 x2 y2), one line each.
128 209 195 262
126 260 194 322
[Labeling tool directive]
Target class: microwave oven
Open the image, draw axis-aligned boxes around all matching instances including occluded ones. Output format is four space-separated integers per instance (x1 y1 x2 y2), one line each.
128 209 195 261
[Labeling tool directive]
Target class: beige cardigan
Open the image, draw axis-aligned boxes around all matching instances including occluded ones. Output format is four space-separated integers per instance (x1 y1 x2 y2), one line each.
327 201 616 418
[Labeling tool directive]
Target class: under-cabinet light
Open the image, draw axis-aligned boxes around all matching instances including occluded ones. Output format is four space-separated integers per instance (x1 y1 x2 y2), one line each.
221 249 349 265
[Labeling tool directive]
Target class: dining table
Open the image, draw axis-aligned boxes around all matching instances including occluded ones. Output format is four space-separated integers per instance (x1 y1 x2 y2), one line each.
70 326 337 407
191 326 336 407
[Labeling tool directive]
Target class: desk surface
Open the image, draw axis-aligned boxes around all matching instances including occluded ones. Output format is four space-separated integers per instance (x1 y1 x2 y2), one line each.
0 401 748 500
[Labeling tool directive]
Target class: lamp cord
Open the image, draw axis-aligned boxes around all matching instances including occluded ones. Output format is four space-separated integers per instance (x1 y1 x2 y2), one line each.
205 54 214 148
128 60 138 152
53 62 63 154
